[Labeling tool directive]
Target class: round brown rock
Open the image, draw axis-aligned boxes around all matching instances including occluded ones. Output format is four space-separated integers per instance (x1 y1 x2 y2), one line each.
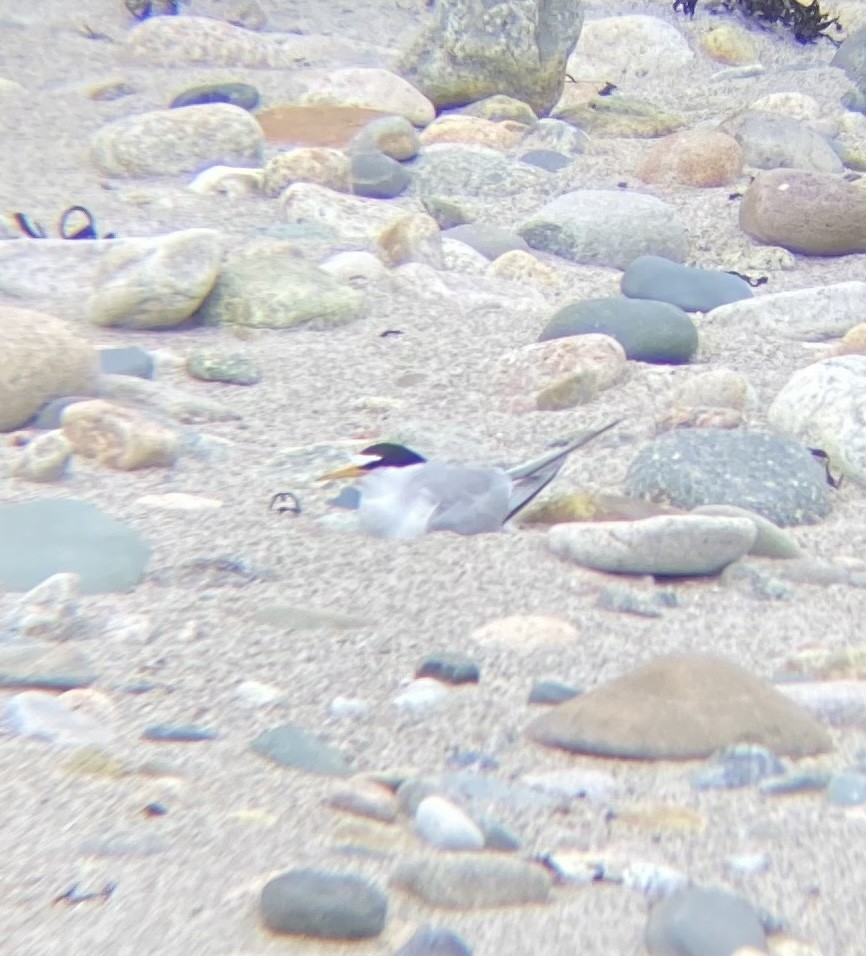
0 306 98 432
739 169 866 255
637 130 743 187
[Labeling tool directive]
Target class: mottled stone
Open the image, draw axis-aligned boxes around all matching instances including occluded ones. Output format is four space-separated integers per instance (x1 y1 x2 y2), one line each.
261 148 351 197
554 96 685 137
90 104 263 176
185 350 261 385
87 230 221 330
395 0 583 116
625 428 831 526
12 431 72 482
411 143 551 200
699 24 760 65
261 869 387 939
520 117 588 156
350 114 421 161
0 305 98 431
170 81 260 111
377 213 444 268
420 115 524 149
569 15 694 81
300 68 435 126
637 130 743 187
61 400 179 470
739 169 866 255
463 94 538 124
528 653 831 760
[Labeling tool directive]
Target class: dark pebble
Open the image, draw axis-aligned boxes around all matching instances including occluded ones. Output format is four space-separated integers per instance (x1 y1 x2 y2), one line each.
691 743 785 790
170 82 260 111
621 255 753 312
260 869 387 939
527 679 581 705
143 724 219 742
416 652 480 685
759 770 831 796
519 149 571 171
350 151 410 198
539 297 698 364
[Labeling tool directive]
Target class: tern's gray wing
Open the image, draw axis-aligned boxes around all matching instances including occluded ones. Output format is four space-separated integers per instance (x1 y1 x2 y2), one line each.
357 463 511 539
504 419 621 520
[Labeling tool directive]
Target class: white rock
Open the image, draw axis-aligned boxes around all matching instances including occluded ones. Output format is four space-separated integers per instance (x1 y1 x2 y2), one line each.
299 67 436 126
5 690 113 746
768 355 866 483
548 515 758 576
318 251 389 284
2 573 80 642
393 678 450 714
187 165 262 197
414 795 485 850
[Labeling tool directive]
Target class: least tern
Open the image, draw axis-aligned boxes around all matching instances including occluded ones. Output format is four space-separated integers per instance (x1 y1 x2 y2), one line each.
319 420 622 540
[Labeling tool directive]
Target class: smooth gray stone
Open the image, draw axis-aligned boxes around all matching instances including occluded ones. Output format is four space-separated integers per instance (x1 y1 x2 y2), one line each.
142 724 219 742
0 499 150 594
416 652 480 685
170 82 260 111
625 429 832 527
250 723 352 776
519 149 571 171
645 886 768 956
350 151 411 199
441 224 529 260
409 144 551 199
692 505 802 559
833 25 866 96
728 111 843 173
539 297 698 364
394 927 473 956
99 346 154 379
260 869 387 939
621 255 753 312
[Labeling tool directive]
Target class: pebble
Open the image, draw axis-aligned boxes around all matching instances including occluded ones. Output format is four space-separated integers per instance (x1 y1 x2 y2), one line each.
759 770 831 798
826 771 866 806
377 213 444 269
725 852 771 877
705 281 866 342
395 0 581 115
549 514 757 577
519 149 572 171
99 346 154 380
61 400 179 470
538 297 698 364
258 105 392 149
519 190 688 269
768 355 866 484
636 130 744 187
621 255 753 312
464 94 538 124
554 94 685 138
300 67 435 126
319 250 388 284
250 724 352 777
520 118 588 156
350 151 411 199
260 869 387 939
699 24 760 65
470 615 580 650
1 572 80 641
235 680 285 707
261 147 351 197
411 144 551 200
393 679 451 714
414 796 485 850
329 777 399 823
528 680 581 705
527 653 832 760
90 104 263 177
739 169 866 255
5 690 112 746
416 652 480 686
329 696 370 719
645 885 768 956
0 305 98 431
88 229 221 329
0 642 96 691
493 335 626 412
393 927 473 956
691 744 785 790
13 431 72 482
441 224 529 261
187 164 262 197
185 350 261 385
691 505 802 559
522 768 618 803
625 428 832 526
419 114 524 150
722 111 842 173
390 855 551 909
349 115 421 161
169 82 260 111
199 244 364 330
143 724 219 743
0 498 150 594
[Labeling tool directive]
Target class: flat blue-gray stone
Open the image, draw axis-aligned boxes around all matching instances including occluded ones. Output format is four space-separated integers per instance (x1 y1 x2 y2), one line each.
261 869 387 939
621 255 753 312
0 499 151 594
416 652 480 685
625 429 832 527
99 346 154 379
143 724 219 742
539 297 698 364
442 224 529 260
170 82 260 111
250 723 352 776
519 149 571 171
394 927 473 956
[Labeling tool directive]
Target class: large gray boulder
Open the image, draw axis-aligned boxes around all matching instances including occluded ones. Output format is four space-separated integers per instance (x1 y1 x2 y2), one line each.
395 0 583 117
